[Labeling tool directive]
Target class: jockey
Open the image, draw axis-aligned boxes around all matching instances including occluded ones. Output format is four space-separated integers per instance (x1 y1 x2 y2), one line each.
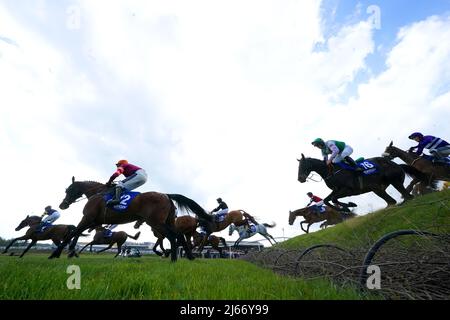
105 159 148 206
211 198 229 222
37 205 61 232
408 132 450 161
312 138 362 171
306 192 324 214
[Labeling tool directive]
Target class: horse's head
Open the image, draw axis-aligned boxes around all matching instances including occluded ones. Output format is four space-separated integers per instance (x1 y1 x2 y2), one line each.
228 224 236 236
382 141 396 160
288 210 296 225
15 215 41 231
297 154 312 183
60 176 85 209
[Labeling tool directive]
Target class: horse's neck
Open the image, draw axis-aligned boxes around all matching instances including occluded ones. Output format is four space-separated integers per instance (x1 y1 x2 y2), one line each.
392 147 417 163
82 182 106 198
309 159 329 178
293 209 308 217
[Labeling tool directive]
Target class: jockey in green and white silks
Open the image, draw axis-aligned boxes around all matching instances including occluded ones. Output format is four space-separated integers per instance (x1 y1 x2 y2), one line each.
312 138 361 170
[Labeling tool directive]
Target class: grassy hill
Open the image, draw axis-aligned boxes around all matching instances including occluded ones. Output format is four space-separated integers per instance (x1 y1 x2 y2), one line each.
279 189 450 250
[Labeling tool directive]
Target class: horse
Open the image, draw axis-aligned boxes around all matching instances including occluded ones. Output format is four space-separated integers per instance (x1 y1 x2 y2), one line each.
228 223 277 247
297 154 413 212
50 177 213 262
78 226 141 257
288 206 356 234
192 231 228 258
382 141 449 193
151 215 198 256
196 209 257 252
2 215 84 258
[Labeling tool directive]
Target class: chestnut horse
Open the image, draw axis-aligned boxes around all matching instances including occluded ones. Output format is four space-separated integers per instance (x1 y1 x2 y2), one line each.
2 215 84 258
50 177 212 262
288 206 356 234
78 226 141 258
382 142 448 193
151 215 198 256
192 231 228 257
196 210 257 252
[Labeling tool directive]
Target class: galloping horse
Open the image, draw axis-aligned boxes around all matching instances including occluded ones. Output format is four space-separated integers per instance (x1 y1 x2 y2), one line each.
228 223 277 247
196 210 257 252
288 206 356 234
382 142 449 193
50 177 212 262
297 154 413 211
151 215 198 256
192 231 228 258
78 226 141 258
2 215 83 258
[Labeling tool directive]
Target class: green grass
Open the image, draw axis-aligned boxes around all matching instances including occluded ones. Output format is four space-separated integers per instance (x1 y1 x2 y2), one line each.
0 254 365 300
280 189 450 250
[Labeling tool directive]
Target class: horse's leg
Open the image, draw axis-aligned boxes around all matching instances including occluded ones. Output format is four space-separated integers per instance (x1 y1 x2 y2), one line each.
97 243 114 253
306 223 312 234
19 240 37 258
390 179 414 201
162 224 179 262
49 218 93 259
406 177 421 194
115 240 125 258
176 231 194 260
2 235 28 254
197 234 209 253
79 241 95 254
372 189 397 207
300 221 308 233
152 238 164 256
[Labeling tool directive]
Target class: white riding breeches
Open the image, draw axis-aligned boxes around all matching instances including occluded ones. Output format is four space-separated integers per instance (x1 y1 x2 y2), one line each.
42 211 60 224
333 145 353 163
118 169 148 191
216 208 229 215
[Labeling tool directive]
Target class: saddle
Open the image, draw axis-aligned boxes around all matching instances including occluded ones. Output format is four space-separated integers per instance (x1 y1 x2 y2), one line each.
335 159 378 175
421 154 450 166
103 191 140 212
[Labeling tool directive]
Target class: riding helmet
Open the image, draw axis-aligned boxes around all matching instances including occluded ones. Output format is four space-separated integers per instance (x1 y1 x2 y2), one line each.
408 132 423 140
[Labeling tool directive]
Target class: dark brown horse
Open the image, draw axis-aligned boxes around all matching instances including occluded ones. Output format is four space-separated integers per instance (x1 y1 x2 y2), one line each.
196 210 257 252
382 142 448 193
192 231 228 257
2 215 83 258
78 226 141 257
50 177 212 262
297 154 413 211
151 215 198 256
288 206 356 233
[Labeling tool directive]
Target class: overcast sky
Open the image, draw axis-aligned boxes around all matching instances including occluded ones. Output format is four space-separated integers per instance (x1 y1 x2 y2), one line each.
1 0 449 246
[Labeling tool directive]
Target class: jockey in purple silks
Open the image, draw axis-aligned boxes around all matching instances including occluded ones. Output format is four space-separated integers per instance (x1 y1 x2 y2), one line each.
408 132 450 161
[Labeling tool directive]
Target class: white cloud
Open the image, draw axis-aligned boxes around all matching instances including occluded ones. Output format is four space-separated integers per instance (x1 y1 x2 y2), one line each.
1 2 449 247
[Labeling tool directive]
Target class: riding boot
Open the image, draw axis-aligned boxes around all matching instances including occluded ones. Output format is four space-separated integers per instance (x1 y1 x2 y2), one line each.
107 186 123 206
345 156 363 172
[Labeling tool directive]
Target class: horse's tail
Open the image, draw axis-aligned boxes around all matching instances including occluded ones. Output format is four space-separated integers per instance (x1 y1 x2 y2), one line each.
127 231 141 240
263 222 276 228
219 237 228 248
167 194 213 230
241 211 258 225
